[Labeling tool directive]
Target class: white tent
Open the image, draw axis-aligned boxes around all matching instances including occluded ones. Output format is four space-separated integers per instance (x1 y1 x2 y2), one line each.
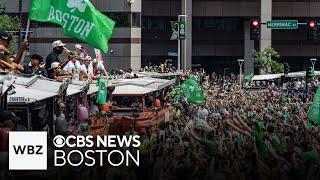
252 74 282 81
252 71 320 81
8 85 57 104
112 85 156 95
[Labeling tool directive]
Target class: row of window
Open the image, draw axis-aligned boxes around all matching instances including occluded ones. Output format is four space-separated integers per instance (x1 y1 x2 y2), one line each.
9 12 141 28
142 16 243 31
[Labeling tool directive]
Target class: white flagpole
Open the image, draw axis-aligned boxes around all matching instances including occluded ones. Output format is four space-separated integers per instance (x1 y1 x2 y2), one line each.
24 19 30 41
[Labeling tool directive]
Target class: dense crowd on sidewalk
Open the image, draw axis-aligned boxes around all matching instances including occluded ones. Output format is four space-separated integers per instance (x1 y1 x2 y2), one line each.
103 73 319 180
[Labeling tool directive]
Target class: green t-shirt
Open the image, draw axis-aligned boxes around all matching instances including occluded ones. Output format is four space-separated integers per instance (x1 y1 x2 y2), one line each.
200 139 215 157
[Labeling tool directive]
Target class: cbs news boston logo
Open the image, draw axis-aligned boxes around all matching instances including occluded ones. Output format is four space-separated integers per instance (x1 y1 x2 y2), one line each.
9 132 47 170
8 132 140 170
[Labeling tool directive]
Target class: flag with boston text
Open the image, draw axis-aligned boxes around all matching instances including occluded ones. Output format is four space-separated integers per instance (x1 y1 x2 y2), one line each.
29 0 115 53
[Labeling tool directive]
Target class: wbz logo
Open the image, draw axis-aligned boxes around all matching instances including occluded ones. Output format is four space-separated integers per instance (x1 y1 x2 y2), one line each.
13 145 43 155
9 132 47 170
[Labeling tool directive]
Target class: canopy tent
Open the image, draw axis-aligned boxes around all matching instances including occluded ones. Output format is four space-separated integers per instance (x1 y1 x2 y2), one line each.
251 71 320 81
112 85 156 96
140 77 175 90
14 75 38 87
67 84 85 96
0 74 15 96
110 77 175 90
8 85 57 105
27 79 62 94
286 71 320 78
87 83 99 95
252 74 282 81
135 71 182 78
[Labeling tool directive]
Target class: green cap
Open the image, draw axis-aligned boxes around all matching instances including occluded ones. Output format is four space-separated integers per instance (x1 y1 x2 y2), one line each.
69 51 78 57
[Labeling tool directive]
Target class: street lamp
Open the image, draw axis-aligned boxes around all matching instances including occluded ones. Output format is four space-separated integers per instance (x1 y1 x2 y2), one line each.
310 58 317 70
237 59 245 88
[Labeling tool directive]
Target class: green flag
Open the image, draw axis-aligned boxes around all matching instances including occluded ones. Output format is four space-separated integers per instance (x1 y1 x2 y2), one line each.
181 76 205 104
29 0 115 53
308 87 320 125
96 76 107 104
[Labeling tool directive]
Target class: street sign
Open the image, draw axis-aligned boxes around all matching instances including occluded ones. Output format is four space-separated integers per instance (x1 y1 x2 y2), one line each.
267 20 298 29
179 20 186 39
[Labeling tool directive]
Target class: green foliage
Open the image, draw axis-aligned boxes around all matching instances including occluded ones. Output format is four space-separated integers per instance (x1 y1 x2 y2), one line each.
269 60 284 73
253 46 283 74
0 14 21 53
0 14 20 32
0 2 5 9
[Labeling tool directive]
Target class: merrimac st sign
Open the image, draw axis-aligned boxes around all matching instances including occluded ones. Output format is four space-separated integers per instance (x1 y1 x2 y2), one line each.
267 20 298 29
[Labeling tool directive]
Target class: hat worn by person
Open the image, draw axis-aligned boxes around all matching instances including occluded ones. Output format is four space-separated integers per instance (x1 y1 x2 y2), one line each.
69 51 78 57
51 62 60 69
75 44 82 50
85 56 92 61
0 111 20 123
52 40 66 48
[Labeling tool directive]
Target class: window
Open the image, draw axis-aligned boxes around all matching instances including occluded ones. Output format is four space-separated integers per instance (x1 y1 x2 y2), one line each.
132 12 141 27
193 17 242 32
104 12 130 27
142 16 168 31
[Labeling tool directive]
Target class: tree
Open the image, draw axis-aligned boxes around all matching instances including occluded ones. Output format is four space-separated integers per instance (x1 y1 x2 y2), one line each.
0 14 21 53
253 46 283 74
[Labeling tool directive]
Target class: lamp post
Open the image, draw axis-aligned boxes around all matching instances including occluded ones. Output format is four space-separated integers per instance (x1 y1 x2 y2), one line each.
310 58 317 70
237 59 245 88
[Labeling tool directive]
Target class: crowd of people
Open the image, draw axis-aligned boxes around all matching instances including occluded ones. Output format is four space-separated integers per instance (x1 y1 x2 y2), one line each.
0 31 112 81
111 72 320 180
1 29 320 179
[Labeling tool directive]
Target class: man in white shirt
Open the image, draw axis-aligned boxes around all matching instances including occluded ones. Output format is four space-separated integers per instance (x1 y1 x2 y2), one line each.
63 51 81 74
75 44 87 60
80 56 94 77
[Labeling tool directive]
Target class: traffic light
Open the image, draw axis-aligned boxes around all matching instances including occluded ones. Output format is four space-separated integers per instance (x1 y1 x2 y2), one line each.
250 20 260 40
307 20 319 41
306 67 313 79
284 63 290 75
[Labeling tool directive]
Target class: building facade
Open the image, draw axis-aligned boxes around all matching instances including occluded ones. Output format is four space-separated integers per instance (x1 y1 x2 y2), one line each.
142 0 320 75
3 0 320 74
4 0 142 71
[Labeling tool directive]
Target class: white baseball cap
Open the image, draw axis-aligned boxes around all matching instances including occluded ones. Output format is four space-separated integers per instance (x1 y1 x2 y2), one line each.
51 62 60 69
52 40 66 48
79 53 85 60
85 56 92 61
75 44 82 50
